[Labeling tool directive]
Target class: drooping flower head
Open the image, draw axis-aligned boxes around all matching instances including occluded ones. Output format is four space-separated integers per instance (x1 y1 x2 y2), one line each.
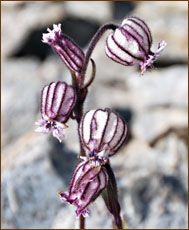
79 108 128 164
59 108 127 218
59 160 108 217
35 81 77 142
42 24 85 73
105 16 167 75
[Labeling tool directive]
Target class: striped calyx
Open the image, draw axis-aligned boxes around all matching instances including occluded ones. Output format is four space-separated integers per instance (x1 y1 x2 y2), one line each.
59 160 108 217
35 81 77 142
42 24 85 73
105 16 167 75
79 109 127 163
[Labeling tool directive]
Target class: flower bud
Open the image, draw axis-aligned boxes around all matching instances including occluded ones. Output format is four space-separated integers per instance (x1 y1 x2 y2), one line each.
79 109 127 162
59 160 108 217
35 81 77 142
42 24 85 73
105 16 167 75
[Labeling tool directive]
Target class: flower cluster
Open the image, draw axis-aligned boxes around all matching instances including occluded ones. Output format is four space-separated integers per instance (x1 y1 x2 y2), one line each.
59 109 127 217
36 16 166 228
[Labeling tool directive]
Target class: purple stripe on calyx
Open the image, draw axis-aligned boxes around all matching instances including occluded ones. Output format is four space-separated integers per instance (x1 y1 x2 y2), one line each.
109 113 119 144
69 160 87 194
79 109 128 158
107 33 134 63
74 166 100 192
131 17 152 44
127 17 152 48
63 44 83 68
63 35 85 60
50 82 63 116
41 85 48 119
97 109 110 152
112 120 127 155
80 112 89 151
112 126 126 155
81 182 90 200
92 175 101 200
108 117 125 156
45 82 55 118
120 27 148 58
101 113 119 153
56 82 67 117
89 110 99 145
56 47 80 72
112 32 144 62
79 175 100 212
111 117 125 152
123 23 149 53
64 39 84 66
106 37 131 65
58 87 74 116
125 23 144 40
69 161 85 193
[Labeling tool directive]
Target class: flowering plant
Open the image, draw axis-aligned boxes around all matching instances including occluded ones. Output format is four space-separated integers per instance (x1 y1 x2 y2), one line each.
36 16 166 229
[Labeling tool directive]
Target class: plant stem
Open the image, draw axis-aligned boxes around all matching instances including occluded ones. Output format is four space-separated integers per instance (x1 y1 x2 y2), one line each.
80 23 118 86
72 24 118 227
74 88 86 227
77 104 85 227
80 215 85 229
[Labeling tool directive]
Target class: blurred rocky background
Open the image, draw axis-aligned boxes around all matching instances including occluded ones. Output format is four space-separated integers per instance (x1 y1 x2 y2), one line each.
1 1 188 229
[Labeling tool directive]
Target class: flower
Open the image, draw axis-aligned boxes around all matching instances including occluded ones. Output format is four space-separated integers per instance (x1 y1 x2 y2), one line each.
42 24 85 73
105 16 167 75
59 108 127 218
79 108 127 163
59 159 108 217
35 81 77 142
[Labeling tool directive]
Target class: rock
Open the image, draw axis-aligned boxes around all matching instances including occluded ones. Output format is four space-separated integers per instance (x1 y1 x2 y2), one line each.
1 55 73 151
64 1 112 23
2 2 66 57
111 136 188 229
52 198 112 229
132 108 188 143
133 1 188 62
2 58 41 150
125 65 188 109
51 206 76 229
1 132 75 229
85 65 188 113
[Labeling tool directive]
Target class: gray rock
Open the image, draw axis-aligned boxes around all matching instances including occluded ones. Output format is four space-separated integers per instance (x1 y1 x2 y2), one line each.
133 1 188 62
1 132 76 229
132 108 188 142
125 66 188 110
111 135 188 229
64 1 113 24
2 2 66 58
2 58 41 150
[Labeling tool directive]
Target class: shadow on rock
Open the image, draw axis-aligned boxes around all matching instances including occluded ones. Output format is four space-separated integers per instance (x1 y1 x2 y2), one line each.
11 17 100 61
130 173 188 221
48 136 78 186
